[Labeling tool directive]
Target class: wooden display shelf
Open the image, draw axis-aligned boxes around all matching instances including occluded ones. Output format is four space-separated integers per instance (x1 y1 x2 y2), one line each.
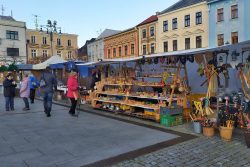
104 83 164 88
93 98 160 110
96 91 177 101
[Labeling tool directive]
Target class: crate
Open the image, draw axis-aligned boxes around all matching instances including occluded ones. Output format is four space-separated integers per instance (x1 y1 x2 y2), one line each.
160 114 183 127
160 106 183 115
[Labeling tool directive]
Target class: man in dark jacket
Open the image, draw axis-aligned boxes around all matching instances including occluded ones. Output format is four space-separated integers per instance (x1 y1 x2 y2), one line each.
40 67 57 117
3 73 17 111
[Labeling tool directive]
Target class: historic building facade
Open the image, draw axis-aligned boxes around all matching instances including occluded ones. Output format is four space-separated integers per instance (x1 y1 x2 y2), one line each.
87 29 120 62
157 0 208 53
137 15 158 56
0 16 26 64
104 27 139 59
26 29 78 64
208 0 250 47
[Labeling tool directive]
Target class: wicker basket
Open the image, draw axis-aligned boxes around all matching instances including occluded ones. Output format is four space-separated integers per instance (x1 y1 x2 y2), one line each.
220 126 234 141
203 127 215 138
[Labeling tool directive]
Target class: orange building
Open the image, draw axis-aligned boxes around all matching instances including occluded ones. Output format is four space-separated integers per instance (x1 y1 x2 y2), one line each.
104 27 138 59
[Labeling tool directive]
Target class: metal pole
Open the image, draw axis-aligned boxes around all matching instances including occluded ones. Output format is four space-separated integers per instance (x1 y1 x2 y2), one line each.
50 31 53 56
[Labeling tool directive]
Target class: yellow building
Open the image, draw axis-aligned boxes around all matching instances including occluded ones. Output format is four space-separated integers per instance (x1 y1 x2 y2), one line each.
26 29 78 63
137 15 158 56
157 0 208 53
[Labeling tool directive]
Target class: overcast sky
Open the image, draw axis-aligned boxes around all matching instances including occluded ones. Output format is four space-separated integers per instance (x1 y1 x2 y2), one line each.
1 0 178 47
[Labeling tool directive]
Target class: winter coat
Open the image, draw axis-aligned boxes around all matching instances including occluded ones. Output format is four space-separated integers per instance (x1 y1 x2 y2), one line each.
40 71 57 94
3 79 17 97
20 77 30 98
67 75 79 98
29 75 39 90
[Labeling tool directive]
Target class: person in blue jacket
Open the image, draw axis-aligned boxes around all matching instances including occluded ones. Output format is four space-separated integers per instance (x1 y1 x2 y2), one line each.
29 73 39 104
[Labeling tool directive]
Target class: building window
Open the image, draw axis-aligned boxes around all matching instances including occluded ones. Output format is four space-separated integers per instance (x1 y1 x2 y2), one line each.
57 50 62 57
185 38 190 50
231 32 238 44
68 51 72 59
57 38 61 46
31 36 36 44
231 5 238 19
163 20 168 32
131 44 135 55
217 34 224 46
217 8 224 22
42 50 48 57
108 49 111 58
113 48 116 57
142 29 146 38
119 47 122 56
173 40 178 51
125 45 128 56
31 49 37 58
7 48 19 57
42 37 47 45
6 31 18 40
150 26 155 36
172 18 178 30
143 45 146 55
151 43 155 54
196 12 202 25
185 15 190 27
164 42 168 52
196 36 202 48
68 40 72 47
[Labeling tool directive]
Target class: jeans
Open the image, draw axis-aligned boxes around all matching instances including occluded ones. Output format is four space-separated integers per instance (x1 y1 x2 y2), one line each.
23 97 29 109
43 93 53 114
5 96 14 111
30 89 36 103
69 98 77 114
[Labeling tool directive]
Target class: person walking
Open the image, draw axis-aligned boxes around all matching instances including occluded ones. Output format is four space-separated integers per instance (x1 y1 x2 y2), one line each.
20 73 30 111
67 69 79 116
3 73 17 111
29 73 39 104
40 67 57 117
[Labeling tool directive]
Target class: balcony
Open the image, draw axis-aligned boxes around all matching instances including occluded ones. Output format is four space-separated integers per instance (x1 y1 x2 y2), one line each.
41 44 51 49
56 45 64 50
29 43 40 48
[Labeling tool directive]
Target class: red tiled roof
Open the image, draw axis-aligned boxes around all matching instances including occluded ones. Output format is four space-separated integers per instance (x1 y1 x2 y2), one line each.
137 15 158 27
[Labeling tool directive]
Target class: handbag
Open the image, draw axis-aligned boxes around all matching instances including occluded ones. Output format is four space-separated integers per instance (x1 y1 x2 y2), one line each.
40 73 46 88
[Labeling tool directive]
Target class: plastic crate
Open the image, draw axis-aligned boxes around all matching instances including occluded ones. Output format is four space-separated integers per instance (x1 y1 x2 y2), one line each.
160 114 183 127
160 106 183 115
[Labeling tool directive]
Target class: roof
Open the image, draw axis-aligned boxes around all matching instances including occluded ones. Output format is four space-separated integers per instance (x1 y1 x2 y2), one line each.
96 29 121 40
137 15 158 27
32 55 66 70
160 0 206 15
207 0 221 4
104 27 136 39
0 15 16 21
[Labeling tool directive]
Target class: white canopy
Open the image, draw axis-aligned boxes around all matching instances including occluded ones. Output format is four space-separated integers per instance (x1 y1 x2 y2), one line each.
32 55 67 70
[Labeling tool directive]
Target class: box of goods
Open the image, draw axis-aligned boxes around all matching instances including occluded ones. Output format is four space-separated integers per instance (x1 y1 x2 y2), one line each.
160 114 183 127
160 106 183 115
144 109 155 116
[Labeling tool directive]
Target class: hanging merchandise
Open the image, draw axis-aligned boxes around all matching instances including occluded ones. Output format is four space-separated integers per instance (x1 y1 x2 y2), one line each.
147 58 153 64
217 53 228 66
187 55 194 63
179 55 187 65
228 51 241 69
160 57 165 64
165 57 171 65
162 71 170 84
141 58 146 65
154 57 159 64
197 64 205 76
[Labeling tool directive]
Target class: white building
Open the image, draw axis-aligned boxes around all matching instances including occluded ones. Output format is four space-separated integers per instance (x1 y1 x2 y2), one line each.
87 29 120 62
0 15 27 64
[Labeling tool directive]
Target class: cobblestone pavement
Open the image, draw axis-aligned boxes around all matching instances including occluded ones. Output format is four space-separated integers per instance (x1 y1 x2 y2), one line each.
112 131 250 167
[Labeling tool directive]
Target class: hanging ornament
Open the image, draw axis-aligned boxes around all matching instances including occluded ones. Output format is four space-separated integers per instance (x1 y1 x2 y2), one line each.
147 58 153 64
160 57 165 64
180 55 187 65
166 57 171 65
187 55 194 63
154 57 159 64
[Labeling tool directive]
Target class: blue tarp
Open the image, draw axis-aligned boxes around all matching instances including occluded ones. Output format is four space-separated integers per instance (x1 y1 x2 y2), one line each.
17 64 33 70
49 63 65 69
77 65 94 77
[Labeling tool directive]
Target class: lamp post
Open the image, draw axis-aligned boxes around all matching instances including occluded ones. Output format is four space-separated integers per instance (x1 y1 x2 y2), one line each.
39 20 62 57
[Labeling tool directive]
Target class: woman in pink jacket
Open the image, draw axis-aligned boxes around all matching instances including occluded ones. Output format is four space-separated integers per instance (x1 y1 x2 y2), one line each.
20 73 30 111
67 69 79 116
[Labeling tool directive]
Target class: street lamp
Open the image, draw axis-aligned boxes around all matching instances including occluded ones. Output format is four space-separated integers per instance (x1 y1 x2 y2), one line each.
39 20 62 57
